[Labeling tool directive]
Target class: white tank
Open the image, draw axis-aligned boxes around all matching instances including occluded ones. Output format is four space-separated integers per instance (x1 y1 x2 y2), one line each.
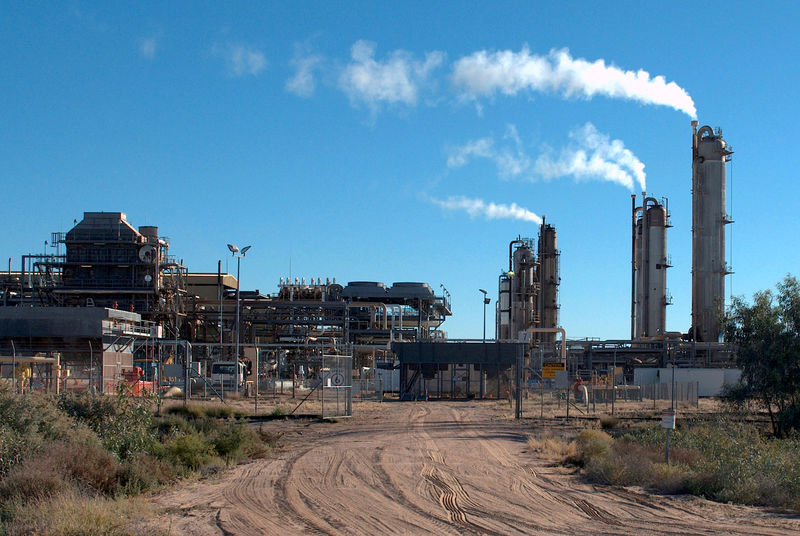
691 123 731 342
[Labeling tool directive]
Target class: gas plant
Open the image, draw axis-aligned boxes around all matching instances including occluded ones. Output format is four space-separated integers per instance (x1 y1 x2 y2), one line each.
494 121 734 378
0 121 736 399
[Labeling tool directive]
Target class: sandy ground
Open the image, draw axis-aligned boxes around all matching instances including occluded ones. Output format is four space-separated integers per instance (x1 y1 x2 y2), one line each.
153 398 800 535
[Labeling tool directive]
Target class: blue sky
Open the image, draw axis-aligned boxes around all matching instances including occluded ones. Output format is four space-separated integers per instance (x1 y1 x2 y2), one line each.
2 2 798 339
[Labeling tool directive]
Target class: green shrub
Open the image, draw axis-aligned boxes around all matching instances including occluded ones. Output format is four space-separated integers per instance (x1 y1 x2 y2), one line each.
59 392 156 460
163 433 216 471
164 403 207 419
595 419 800 509
204 405 234 419
153 414 194 438
213 425 249 463
270 407 288 417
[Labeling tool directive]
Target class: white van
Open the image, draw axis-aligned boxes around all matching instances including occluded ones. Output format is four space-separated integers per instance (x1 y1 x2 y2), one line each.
210 361 247 392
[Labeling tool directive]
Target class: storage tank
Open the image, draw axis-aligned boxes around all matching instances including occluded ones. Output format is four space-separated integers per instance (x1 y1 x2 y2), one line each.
691 122 732 342
537 219 560 343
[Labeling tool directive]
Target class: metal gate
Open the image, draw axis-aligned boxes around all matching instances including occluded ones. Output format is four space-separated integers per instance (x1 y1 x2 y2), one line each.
321 354 352 418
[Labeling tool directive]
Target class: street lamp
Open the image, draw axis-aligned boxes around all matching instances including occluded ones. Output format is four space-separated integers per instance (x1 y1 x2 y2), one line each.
479 289 489 343
228 243 251 392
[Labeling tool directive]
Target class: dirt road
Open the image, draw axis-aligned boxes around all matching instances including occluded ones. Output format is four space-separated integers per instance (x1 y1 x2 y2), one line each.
155 401 800 535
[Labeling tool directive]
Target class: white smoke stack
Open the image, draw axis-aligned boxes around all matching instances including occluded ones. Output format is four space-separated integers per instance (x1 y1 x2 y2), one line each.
453 47 696 118
431 195 542 224
534 122 646 191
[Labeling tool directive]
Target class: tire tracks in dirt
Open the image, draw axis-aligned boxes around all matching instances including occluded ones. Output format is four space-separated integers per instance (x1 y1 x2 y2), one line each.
152 402 800 536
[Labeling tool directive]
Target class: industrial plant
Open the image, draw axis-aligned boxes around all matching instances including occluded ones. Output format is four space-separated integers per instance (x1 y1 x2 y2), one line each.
0 122 737 402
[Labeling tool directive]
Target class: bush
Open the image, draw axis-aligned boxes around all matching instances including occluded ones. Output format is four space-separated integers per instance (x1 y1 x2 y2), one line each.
59 392 156 460
0 439 123 503
153 414 195 438
270 407 288 417
214 425 249 463
164 403 207 419
119 453 177 495
599 416 619 430
163 433 216 471
581 419 800 510
204 405 234 419
575 429 613 463
526 434 577 459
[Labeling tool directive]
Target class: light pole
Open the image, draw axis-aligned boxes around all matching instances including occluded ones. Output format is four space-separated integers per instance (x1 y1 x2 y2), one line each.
228 243 251 393
479 289 489 343
479 289 490 399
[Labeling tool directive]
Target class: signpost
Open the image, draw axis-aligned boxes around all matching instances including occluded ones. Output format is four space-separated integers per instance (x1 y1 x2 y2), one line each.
542 361 565 379
661 409 676 463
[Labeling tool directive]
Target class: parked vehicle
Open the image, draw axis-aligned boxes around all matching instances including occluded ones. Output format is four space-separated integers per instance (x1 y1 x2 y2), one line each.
210 361 247 392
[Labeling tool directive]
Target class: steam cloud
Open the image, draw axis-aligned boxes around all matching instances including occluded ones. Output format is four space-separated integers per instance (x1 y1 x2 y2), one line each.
534 123 646 191
431 195 542 224
339 40 445 109
453 47 696 118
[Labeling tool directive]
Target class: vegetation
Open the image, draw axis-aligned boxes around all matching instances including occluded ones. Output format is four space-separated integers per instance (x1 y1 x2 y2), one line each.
0 388 280 535
725 274 800 438
572 418 800 511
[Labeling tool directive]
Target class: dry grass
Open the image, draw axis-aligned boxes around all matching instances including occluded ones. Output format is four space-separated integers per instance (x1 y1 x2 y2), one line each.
573 418 800 511
2 490 166 536
526 433 577 460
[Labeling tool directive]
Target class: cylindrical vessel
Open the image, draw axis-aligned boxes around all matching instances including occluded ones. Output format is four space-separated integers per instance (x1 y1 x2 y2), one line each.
497 274 510 340
692 123 730 342
538 223 559 343
646 204 668 337
511 244 537 339
634 216 645 338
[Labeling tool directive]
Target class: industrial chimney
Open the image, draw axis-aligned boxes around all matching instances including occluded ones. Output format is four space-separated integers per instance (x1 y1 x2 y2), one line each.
691 121 733 342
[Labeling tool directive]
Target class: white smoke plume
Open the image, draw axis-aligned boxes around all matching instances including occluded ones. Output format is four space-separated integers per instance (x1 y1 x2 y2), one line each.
452 47 696 118
446 125 531 178
534 123 646 191
431 195 542 224
339 40 445 110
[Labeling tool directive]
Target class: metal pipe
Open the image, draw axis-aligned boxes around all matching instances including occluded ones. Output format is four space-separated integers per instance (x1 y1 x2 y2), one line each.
526 327 567 361
235 256 240 391
631 195 640 339
345 302 390 330
10 339 16 394
88 339 94 394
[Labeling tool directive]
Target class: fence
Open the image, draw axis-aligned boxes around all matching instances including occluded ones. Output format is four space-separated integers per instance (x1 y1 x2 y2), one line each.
352 378 383 402
641 381 699 406
321 354 352 418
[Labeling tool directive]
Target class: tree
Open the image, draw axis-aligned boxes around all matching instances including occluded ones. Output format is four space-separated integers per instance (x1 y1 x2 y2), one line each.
725 275 800 438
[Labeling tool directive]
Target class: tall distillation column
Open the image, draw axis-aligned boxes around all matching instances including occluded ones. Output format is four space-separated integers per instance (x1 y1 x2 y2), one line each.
510 240 539 339
633 194 671 338
498 237 539 340
691 122 732 342
537 218 560 343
